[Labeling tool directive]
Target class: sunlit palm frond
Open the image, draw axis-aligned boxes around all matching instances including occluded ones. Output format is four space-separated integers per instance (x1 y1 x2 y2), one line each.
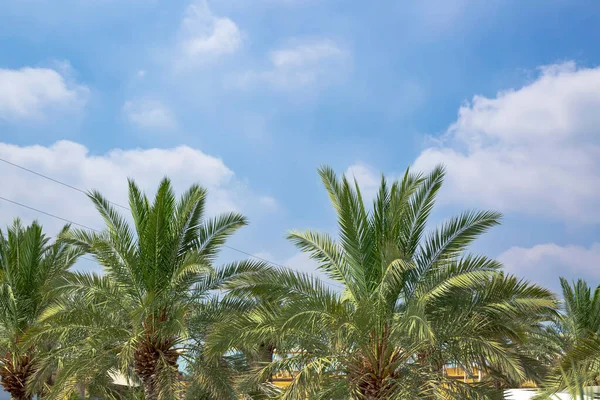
220 164 535 399
0 219 81 398
42 179 256 399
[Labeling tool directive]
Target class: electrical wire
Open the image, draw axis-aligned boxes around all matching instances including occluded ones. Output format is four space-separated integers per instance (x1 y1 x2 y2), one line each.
0 159 345 289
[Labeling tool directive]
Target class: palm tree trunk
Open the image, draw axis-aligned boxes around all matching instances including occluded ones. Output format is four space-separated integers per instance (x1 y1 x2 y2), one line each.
257 342 274 364
0 354 33 400
143 380 158 400
77 381 86 399
133 336 179 400
254 342 274 381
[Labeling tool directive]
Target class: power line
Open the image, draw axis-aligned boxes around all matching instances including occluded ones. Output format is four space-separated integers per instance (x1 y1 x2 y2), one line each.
0 195 344 289
0 162 345 289
0 196 98 265
0 197 100 265
0 157 129 210
0 159 280 260
0 195 283 267
222 245 286 269
0 196 101 232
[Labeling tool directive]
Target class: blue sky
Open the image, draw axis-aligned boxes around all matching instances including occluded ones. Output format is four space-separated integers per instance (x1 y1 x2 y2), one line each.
0 0 599 295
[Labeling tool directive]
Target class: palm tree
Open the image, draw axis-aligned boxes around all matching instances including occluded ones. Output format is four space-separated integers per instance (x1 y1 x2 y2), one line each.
212 165 557 399
0 219 80 400
34 178 269 400
183 277 279 399
558 278 600 354
542 278 600 395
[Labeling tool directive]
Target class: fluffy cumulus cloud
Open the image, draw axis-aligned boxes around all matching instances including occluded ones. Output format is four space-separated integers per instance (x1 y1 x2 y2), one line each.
0 66 88 120
0 140 274 242
233 39 349 90
498 243 600 293
413 62 600 224
123 98 177 130
344 162 381 204
177 1 242 67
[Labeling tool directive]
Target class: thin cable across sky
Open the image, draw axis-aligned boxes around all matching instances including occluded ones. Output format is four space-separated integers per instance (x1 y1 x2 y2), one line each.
0 159 344 289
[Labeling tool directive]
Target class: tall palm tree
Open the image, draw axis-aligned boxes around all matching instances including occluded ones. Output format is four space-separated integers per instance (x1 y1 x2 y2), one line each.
542 278 600 395
34 178 268 400
184 295 280 400
212 165 557 399
0 219 81 400
558 278 600 350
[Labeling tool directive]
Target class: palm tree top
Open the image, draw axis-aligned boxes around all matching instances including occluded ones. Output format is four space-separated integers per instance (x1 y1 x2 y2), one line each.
36 177 267 400
61 177 248 305
211 164 559 399
0 218 80 400
559 277 600 339
0 219 79 335
288 164 502 304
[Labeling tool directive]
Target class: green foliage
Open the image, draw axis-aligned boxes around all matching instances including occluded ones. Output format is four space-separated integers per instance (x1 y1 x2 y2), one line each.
0 219 81 398
540 279 600 396
30 178 269 400
210 165 557 399
7 167 600 399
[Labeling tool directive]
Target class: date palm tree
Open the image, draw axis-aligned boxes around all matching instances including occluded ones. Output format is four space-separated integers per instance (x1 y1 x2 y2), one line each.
212 165 557 399
0 219 80 400
34 178 268 400
541 278 600 396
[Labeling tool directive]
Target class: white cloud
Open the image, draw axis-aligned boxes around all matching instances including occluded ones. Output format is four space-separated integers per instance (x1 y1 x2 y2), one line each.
0 66 88 120
0 140 279 276
413 62 600 224
0 140 265 241
232 39 348 90
498 243 600 292
345 162 380 204
283 251 319 274
177 1 242 66
123 99 176 130
410 0 470 29
259 196 278 209
269 41 343 69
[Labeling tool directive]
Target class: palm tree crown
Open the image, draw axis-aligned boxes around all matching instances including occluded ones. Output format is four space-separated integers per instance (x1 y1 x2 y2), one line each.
38 178 266 400
544 278 600 393
559 278 600 342
0 219 80 400
215 165 557 399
